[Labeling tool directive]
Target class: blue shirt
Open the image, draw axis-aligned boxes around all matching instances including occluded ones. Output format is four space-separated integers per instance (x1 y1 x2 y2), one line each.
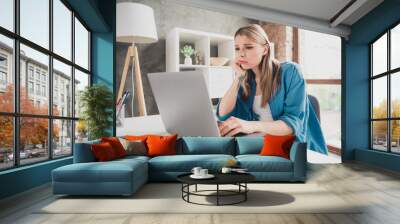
216 61 328 154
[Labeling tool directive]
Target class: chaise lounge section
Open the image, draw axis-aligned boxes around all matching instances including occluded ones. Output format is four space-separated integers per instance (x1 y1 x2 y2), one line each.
52 140 149 196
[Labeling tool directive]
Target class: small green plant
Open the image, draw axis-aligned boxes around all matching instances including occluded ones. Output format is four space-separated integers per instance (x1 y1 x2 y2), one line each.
79 84 114 140
180 45 195 58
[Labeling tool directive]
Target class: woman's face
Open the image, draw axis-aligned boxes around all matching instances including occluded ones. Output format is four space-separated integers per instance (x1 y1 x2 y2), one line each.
234 35 268 70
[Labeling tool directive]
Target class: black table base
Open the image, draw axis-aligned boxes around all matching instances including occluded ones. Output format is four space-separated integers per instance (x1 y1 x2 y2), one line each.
181 183 249 206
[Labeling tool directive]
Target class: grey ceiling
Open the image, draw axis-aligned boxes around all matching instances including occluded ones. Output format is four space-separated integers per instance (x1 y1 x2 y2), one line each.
171 0 384 37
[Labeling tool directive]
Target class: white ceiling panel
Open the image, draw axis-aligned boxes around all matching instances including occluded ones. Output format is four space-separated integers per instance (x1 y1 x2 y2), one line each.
171 0 384 38
224 0 352 21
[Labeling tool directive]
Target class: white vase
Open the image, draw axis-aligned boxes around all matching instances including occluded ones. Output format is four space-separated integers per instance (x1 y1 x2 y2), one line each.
184 56 192 65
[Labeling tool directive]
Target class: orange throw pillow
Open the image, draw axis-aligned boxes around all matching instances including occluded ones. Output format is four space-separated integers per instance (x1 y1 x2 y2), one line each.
91 142 117 161
146 134 178 157
101 137 127 158
124 135 150 141
260 134 296 159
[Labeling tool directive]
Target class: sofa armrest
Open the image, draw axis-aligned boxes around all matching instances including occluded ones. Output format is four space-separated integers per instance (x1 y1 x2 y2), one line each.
73 140 100 163
289 141 307 181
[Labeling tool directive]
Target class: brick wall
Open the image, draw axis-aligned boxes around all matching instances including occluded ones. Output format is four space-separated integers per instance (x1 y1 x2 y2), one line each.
258 22 299 63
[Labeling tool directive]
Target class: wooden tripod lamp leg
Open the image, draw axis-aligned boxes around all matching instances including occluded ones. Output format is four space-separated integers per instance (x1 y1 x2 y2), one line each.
116 43 147 117
117 46 133 104
133 45 147 116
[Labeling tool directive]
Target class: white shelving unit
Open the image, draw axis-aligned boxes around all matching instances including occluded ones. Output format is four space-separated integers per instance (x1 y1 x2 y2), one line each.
166 27 235 98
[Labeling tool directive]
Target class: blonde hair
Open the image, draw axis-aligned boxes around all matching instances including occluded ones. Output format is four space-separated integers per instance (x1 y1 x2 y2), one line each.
235 24 281 107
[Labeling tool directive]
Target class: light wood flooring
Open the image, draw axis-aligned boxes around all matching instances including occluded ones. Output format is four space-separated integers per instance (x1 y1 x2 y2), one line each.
0 161 400 224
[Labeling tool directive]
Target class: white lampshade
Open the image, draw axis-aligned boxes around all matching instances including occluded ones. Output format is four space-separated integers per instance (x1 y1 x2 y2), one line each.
117 2 158 44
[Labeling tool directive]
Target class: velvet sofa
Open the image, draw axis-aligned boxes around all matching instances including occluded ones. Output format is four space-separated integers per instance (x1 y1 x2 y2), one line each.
52 137 307 196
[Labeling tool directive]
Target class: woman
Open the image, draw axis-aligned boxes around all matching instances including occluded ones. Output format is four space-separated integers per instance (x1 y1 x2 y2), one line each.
217 24 327 154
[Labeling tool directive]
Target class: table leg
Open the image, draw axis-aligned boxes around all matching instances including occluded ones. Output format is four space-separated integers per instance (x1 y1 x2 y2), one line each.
245 183 247 201
217 184 219 206
195 184 197 192
181 184 183 199
187 184 190 202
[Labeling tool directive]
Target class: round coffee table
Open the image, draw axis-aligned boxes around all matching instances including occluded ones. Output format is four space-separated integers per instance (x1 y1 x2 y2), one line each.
177 172 255 206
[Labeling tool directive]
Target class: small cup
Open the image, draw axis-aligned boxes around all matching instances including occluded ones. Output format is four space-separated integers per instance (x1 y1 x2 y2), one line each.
221 167 232 174
199 169 208 176
191 167 202 176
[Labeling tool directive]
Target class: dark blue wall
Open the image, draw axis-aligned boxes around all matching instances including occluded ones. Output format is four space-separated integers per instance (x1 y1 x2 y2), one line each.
91 0 116 136
66 0 110 32
69 0 116 134
344 0 400 171
0 0 116 200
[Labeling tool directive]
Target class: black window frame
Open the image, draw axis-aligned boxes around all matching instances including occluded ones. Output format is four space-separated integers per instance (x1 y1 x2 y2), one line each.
0 0 92 171
370 20 400 154
0 53 7 87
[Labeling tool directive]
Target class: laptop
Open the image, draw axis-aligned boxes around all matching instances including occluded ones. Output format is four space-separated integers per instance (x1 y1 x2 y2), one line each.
148 71 221 137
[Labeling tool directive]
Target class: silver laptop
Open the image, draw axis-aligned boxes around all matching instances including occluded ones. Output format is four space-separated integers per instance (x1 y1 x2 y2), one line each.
148 71 221 137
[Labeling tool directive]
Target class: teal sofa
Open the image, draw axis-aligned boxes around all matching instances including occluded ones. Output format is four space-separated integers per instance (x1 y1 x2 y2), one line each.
52 137 307 196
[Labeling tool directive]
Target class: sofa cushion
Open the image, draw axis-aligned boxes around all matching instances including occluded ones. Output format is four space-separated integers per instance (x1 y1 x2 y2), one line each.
147 134 178 157
148 154 235 172
124 135 149 141
114 155 150 164
118 138 148 156
260 134 295 159
53 158 147 183
53 163 132 183
235 137 263 155
178 137 235 155
91 142 118 161
236 155 293 172
101 137 127 158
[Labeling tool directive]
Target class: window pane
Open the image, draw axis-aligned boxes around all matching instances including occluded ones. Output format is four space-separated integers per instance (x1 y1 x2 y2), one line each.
391 120 400 153
53 119 72 158
391 24 400 70
299 30 341 79
372 121 388 151
0 34 14 113
307 84 341 148
75 120 88 143
391 72 400 118
75 18 89 70
20 117 49 165
372 33 387 76
0 0 14 31
20 0 49 49
74 69 89 118
0 116 13 170
372 76 387 119
53 59 72 117
53 0 72 60
20 44 49 115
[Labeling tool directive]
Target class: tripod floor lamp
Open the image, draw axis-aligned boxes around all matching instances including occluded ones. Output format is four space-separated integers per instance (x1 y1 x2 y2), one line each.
116 2 158 117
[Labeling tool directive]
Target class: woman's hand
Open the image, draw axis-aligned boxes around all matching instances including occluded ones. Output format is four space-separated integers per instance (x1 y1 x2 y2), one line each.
232 58 246 81
218 116 254 137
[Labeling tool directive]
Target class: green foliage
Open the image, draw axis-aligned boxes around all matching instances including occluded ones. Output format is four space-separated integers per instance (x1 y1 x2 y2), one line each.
79 84 114 140
180 45 195 57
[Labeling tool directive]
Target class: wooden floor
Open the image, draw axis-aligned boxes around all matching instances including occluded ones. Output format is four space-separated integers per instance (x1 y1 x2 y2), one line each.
1 162 400 224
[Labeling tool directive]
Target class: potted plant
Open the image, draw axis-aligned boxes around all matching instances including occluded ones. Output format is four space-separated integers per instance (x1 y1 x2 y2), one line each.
79 84 114 140
180 45 195 65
